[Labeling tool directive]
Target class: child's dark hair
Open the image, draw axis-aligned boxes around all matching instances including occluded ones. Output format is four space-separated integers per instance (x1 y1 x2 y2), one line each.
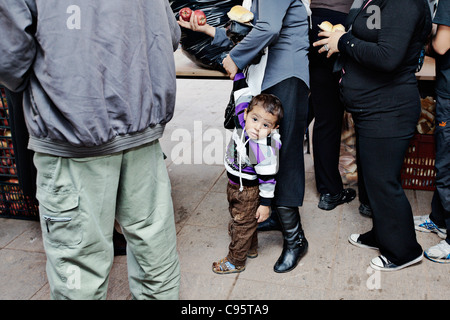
247 93 284 126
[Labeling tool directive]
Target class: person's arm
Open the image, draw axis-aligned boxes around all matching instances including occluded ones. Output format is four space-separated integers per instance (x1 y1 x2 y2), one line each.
177 13 232 48
0 0 37 92
228 0 292 71
222 0 291 79
432 24 450 55
165 1 181 51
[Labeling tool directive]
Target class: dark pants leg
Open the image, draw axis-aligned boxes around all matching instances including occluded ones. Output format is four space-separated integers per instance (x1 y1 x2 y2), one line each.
310 55 345 195
263 77 309 207
358 135 422 265
430 95 450 243
355 127 369 206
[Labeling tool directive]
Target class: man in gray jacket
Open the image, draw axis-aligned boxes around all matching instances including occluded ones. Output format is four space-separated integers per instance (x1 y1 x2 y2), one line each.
0 0 181 299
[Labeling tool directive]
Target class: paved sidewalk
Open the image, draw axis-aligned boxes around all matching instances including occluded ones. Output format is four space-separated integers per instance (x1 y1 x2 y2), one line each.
0 79 448 300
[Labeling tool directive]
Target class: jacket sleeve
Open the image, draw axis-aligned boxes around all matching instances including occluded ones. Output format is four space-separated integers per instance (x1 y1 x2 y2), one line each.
229 0 291 70
338 0 424 73
211 27 233 48
164 0 181 52
0 0 37 92
253 133 281 206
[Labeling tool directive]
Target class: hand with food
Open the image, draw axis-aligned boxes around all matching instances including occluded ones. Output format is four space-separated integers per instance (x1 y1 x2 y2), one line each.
177 8 215 38
313 21 346 58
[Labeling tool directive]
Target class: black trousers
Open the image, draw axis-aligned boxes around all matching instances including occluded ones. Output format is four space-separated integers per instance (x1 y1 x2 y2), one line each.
263 77 309 207
309 8 348 195
358 134 422 265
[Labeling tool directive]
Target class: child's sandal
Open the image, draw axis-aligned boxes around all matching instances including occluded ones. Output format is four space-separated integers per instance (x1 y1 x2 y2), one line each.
212 257 245 274
247 250 258 259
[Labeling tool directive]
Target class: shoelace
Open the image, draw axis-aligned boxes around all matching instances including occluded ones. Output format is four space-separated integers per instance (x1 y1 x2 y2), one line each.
420 220 440 231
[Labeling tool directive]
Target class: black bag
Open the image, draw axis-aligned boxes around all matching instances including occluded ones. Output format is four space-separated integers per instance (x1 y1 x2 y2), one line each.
225 20 253 45
224 90 236 129
224 74 248 130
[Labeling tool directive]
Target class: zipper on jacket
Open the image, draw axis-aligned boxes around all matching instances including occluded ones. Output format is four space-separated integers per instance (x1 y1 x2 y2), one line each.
43 215 72 233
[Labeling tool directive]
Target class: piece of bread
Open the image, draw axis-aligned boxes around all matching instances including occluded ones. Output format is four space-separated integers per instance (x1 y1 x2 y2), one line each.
421 109 435 123
417 120 432 134
227 5 254 24
332 24 345 32
319 21 346 32
318 21 333 32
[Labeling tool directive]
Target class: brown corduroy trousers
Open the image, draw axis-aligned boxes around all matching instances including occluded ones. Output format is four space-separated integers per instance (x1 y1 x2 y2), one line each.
226 182 259 267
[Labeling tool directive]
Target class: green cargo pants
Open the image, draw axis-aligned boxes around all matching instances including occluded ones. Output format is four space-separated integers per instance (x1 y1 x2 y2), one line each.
34 141 180 299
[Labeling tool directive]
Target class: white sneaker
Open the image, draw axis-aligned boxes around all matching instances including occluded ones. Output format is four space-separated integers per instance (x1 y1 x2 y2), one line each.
414 215 446 239
370 254 423 272
348 234 378 250
424 240 450 264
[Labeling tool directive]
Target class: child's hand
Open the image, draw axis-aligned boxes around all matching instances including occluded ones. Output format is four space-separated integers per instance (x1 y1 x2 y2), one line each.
256 205 270 223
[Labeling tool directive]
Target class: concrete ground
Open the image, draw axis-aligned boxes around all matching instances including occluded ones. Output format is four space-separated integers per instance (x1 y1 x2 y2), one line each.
0 78 448 300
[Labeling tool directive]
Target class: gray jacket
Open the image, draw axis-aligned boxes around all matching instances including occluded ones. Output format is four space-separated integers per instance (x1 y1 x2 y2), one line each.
0 0 180 157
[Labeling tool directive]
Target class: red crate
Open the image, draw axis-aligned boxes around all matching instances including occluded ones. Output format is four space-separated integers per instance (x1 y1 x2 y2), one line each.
0 87 39 220
0 182 39 220
401 134 436 191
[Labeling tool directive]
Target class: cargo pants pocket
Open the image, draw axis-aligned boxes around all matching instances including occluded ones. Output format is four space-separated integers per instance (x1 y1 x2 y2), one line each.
37 187 81 247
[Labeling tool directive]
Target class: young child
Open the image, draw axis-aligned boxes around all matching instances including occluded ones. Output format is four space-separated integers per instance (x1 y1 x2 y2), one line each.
212 75 283 274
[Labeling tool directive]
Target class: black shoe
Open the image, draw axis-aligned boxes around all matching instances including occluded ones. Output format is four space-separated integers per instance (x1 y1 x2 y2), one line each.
318 188 356 211
113 229 127 256
273 206 308 273
359 203 373 217
257 210 282 232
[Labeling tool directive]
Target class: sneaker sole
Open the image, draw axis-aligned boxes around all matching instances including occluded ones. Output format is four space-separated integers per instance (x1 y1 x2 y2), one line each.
415 226 447 239
424 252 450 264
370 254 423 272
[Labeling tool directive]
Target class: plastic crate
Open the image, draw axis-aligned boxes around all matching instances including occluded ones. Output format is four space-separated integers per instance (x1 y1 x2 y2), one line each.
401 134 436 191
0 87 39 220
0 182 39 220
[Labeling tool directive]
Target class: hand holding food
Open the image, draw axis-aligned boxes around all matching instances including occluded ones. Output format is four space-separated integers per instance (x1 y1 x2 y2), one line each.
313 21 346 58
177 8 214 37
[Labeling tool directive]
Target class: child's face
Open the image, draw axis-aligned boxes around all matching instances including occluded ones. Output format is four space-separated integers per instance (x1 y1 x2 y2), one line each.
244 103 279 140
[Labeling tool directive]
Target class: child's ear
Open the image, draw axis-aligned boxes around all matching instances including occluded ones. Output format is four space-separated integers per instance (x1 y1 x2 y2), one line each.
244 108 248 120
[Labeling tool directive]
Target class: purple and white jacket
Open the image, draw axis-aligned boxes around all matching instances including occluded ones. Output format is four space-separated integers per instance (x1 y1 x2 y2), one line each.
224 73 282 206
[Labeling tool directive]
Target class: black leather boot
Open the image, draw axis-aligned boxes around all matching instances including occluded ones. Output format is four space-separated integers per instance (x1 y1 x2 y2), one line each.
273 206 308 273
257 207 282 232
